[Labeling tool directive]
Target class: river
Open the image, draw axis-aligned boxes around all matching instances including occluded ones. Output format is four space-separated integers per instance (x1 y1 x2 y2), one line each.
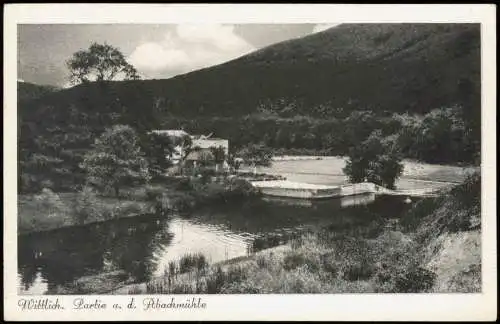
17 193 417 295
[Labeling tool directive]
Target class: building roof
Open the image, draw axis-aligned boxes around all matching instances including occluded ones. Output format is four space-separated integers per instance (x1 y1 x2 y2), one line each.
149 130 189 137
191 138 229 150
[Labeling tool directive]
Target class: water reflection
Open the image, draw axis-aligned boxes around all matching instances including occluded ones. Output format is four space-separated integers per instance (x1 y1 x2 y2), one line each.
18 214 172 294
18 195 416 295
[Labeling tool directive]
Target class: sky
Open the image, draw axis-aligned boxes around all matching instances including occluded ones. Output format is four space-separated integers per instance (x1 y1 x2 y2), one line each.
17 23 340 87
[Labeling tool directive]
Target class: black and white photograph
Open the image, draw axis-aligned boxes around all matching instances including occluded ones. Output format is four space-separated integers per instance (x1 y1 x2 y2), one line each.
4 3 496 321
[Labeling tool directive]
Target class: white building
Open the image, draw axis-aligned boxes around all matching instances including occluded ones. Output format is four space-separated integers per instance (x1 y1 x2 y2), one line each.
148 130 230 168
191 136 229 156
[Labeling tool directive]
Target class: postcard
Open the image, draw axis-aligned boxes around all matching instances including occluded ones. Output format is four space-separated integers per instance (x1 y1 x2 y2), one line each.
3 3 497 321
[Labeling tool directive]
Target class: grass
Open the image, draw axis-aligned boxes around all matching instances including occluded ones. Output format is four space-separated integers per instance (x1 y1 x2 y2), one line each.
138 251 248 294
128 230 431 294
18 175 258 234
18 189 151 234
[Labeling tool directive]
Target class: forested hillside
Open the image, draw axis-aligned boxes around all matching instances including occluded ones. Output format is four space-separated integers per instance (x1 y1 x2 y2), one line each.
18 81 60 104
18 24 481 193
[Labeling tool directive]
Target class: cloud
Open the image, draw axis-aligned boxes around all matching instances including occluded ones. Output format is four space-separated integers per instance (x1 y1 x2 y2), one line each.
312 23 341 33
128 24 255 79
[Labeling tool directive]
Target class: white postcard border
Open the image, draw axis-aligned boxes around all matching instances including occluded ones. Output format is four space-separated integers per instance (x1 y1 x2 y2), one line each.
3 4 497 321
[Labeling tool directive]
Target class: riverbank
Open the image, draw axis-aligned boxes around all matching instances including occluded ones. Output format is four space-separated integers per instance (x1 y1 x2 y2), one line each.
108 172 481 294
36 172 480 294
18 176 259 235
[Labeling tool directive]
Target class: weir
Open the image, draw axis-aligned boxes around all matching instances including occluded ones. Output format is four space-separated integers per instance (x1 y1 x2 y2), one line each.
250 180 444 200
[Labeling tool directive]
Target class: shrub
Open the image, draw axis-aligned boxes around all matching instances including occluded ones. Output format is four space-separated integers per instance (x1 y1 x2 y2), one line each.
251 235 284 253
221 281 261 294
320 252 338 278
144 186 164 201
175 178 194 191
205 266 226 294
40 179 55 190
290 236 304 250
400 197 444 232
256 255 269 269
342 260 376 281
394 267 437 293
145 186 172 214
72 186 104 224
225 265 246 283
343 130 404 189
227 178 258 197
168 261 177 276
178 253 208 274
128 285 143 294
34 188 65 218
283 252 307 271
450 171 481 210
171 283 193 294
447 263 481 292
283 251 320 272
198 167 216 180
203 265 248 294
146 280 167 294
237 143 273 167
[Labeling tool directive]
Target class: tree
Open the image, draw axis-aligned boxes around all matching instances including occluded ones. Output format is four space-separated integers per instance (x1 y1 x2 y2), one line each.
81 125 150 197
210 146 227 171
237 143 273 172
67 42 140 85
343 130 404 189
425 107 469 163
179 135 193 160
140 132 175 177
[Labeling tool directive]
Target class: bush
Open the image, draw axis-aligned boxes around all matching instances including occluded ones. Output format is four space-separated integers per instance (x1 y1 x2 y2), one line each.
34 188 65 218
450 171 481 210
144 186 164 201
256 255 269 269
320 252 338 278
178 253 208 274
342 260 376 281
205 266 226 294
400 197 445 232
73 186 101 225
251 235 284 253
283 252 307 271
128 285 143 294
221 281 261 294
19 188 70 232
197 167 216 181
144 186 172 214
237 143 273 167
394 267 437 293
343 130 404 189
175 178 194 191
283 251 320 272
